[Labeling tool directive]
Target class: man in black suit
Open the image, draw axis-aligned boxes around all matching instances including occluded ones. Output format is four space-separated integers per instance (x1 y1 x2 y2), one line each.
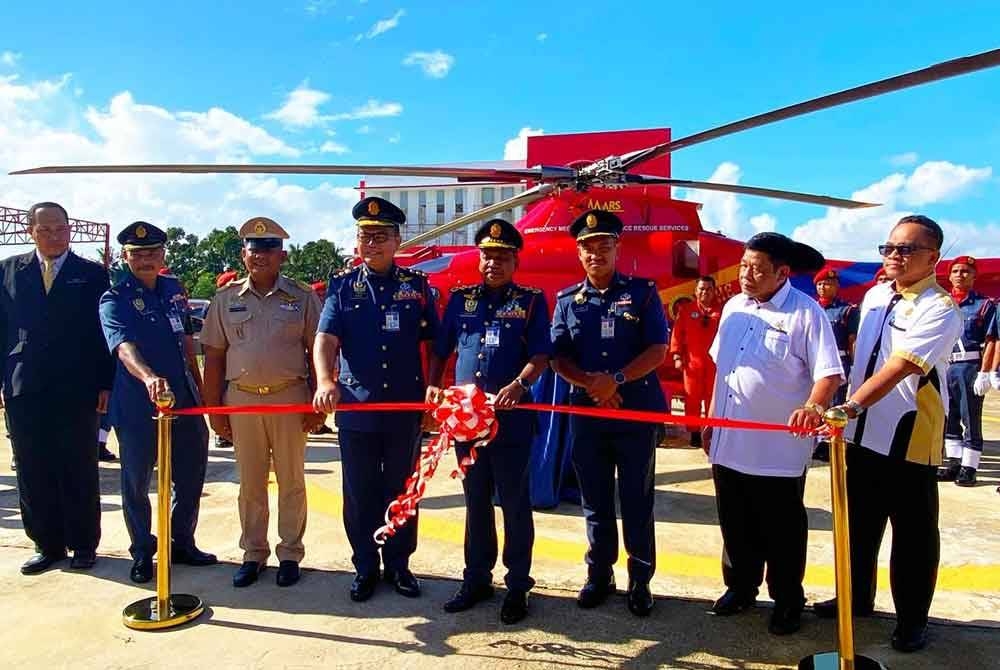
0 202 113 574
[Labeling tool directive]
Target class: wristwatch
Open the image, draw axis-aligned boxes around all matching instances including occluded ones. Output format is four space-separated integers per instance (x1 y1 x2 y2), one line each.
843 399 864 418
514 376 532 392
612 370 626 385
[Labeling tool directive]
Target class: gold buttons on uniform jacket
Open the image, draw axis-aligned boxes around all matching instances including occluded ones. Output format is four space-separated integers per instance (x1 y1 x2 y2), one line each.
381 345 387 351
475 371 482 378
382 363 388 369
477 353 485 360
383 383 389 389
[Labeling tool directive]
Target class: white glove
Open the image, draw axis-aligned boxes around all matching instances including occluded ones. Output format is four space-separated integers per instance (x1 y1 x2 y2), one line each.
991 371 1000 391
974 372 991 396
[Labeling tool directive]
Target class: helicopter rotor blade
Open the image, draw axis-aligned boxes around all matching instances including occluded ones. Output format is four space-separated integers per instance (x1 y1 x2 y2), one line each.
9 162 548 182
398 184 554 250
617 48 1000 172
626 174 878 209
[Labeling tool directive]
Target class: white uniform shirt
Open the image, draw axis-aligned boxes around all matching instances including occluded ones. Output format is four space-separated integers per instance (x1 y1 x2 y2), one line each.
709 280 844 477
847 274 962 466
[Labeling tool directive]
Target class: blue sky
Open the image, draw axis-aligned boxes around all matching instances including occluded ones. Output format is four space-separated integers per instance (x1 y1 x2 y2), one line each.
1 1 998 259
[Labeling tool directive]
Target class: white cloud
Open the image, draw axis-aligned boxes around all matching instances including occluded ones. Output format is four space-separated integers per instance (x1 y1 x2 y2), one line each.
264 83 332 128
402 50 454 79
536 33 548 42
0 73 362 259
356 124 372 134
790 160 994 260
901 161 992 206
388 133 401 144
320 140 349 154
502 127 543 160
356 9 404 41
304 0 335 15
330 99 402 121
1 51 21 67
888 151 918 167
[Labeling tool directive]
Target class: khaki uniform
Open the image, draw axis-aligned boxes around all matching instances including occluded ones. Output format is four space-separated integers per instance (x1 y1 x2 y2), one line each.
201 275 321 563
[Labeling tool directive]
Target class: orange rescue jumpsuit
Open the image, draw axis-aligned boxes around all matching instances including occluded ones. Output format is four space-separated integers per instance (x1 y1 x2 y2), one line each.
669 300 721 419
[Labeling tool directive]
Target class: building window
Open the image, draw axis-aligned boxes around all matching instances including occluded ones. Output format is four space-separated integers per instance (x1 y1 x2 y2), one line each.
435 190 445 224
454 188 464 215
378 191 391 202
500 186 514 201
399 191 409 210
481 187 495 207
418 190 427 226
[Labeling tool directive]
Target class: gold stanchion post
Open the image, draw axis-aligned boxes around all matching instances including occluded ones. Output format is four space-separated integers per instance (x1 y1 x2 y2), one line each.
122 391 206 630
799 408 886 670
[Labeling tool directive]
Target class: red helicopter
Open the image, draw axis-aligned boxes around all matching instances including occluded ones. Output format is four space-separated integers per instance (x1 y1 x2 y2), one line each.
11 49 1000 334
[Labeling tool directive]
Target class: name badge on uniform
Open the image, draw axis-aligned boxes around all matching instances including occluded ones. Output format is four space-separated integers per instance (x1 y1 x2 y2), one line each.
601 316 615 339
168 313 185 334
485 325 501 347
385 310 400 332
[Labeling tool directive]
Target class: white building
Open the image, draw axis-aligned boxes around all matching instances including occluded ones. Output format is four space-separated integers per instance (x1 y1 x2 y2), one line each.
361 161 528 246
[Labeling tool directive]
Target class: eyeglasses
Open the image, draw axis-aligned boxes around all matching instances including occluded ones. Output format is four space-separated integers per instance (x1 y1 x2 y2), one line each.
358 232 392 245
878 244 933 257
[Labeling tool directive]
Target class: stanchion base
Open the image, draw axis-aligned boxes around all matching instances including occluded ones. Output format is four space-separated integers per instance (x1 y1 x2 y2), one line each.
799 652 887 669
122 594 205 630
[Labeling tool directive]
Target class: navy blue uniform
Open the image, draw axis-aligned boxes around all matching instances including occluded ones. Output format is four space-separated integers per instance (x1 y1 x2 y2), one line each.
946 291 995 452
551 273 669 584
821 298 859 405
434 282 550 592
100 273 208 560
319 263 438 574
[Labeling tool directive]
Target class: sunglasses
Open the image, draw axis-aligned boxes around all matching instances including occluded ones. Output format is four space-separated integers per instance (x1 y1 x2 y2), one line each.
878 244 933 257
358 232 392 245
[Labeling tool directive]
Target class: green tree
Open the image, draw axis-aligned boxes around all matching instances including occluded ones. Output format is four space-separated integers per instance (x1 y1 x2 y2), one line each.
165 227 201 288
95 245 128 283
197 226 243 277
189 272 219 299
285 239 348 282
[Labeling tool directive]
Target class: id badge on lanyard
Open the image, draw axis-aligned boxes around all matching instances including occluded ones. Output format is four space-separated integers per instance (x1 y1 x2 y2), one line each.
168 311 185 334
600 315 615 339
485 324 501 347
385 308 401 332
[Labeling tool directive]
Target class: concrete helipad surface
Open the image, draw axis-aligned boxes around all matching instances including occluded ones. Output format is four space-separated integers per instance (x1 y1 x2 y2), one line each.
3 395 1000 669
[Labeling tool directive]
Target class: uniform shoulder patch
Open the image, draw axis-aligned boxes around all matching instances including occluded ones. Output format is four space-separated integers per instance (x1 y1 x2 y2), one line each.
450 284 473 293
556 283 583 298
522 285 543 294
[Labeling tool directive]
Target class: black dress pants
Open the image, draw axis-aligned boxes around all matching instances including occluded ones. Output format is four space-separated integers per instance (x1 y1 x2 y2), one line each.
846 445 939 627
7 393 101 554
713 464 808 608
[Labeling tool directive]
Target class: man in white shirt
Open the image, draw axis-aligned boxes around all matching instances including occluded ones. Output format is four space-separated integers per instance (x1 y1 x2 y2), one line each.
704 232 843 636
814 215 962 653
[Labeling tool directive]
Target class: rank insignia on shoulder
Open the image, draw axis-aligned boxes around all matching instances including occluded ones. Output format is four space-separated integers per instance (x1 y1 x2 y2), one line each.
574 291 587 304
132 298 145 311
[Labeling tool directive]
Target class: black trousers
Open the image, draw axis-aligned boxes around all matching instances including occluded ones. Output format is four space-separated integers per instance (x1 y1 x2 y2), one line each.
455 432 535 592
7 394 101 554
339 420 422 575
846 445 939 626
713 464 807 608
570 418 657 583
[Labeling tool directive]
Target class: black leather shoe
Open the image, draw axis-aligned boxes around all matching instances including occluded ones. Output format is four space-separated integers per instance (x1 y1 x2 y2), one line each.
444 582 494 614
130 556 154 583
812 597 874 619
936 458 960 481
443 582 495 613
232 561 265 587
98 443 117 461
891 622 928 652
690 431 702 449
500 590 529 624
276 560 300 587
385 568 421 598
20 551 67 575
769 603 802 635
70 550 97 570
577 575 615 609
711 588 756 616
350 572 378 602
172 545 218 566
627 581 654 617
955 466 977 487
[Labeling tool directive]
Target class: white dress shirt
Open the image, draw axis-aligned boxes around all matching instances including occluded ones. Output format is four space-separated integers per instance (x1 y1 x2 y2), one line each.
709 279 844 477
